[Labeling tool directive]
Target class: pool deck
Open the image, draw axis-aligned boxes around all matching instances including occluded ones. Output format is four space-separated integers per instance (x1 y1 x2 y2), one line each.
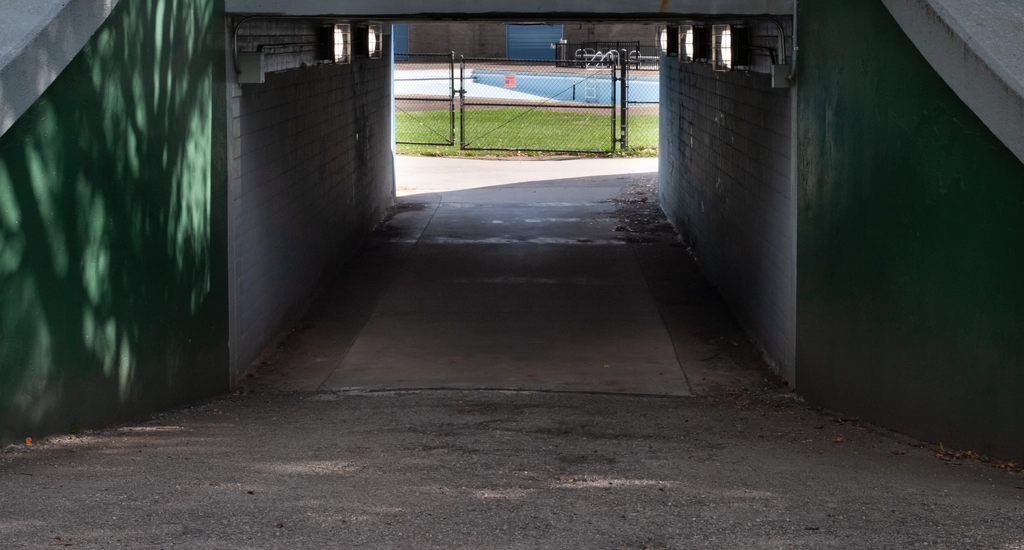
395 67 660 105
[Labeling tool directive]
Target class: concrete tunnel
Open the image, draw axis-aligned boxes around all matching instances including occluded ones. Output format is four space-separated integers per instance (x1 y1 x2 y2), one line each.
1 0 1023 460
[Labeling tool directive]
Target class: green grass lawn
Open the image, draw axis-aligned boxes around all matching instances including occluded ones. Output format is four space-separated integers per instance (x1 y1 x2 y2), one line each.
396 108 658 157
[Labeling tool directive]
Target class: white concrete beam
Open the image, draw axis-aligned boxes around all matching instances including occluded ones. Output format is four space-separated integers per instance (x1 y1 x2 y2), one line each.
225 0 794 17
882 0 1024 165
0 0 123 139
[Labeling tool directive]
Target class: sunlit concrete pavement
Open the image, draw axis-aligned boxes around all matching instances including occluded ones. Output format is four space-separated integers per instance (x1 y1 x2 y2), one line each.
2 157 1023 549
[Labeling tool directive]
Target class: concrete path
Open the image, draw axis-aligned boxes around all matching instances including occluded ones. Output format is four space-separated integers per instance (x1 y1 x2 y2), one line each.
2 157 1022 548
260 155 714 395
327 156 688 395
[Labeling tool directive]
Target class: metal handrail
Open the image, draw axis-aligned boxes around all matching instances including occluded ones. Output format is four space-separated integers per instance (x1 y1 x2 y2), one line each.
574 49 620 70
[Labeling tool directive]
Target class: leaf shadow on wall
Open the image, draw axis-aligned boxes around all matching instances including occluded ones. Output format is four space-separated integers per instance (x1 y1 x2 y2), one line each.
0 0 228 443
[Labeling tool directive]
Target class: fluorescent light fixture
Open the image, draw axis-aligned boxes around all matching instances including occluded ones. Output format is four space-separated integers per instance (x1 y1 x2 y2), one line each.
334 23 352 64
354 23 383 59
367 23 383 59
319 23 351 64
712 24 732 71
679 24 695 63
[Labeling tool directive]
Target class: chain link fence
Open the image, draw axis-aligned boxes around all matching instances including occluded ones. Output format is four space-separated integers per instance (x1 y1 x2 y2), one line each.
623 59 660 153
393 50 660 154
460 58 617 153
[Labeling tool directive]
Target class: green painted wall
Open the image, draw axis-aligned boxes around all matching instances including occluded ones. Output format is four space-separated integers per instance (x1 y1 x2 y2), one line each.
0 0 228 444
797 0 1024 458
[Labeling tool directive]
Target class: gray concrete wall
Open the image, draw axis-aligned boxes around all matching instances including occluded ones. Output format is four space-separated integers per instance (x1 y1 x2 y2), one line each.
407 22 506 57
226 23 395 381
562 23 659 45
658 57 795 381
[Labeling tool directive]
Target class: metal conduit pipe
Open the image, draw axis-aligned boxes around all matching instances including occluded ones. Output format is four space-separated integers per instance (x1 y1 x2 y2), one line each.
233 15 270 74
788 0 798 80
760 16 788 65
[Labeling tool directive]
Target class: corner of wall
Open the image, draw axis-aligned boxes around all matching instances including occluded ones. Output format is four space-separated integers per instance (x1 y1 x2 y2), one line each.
0 0 125 139
880 0 1024 165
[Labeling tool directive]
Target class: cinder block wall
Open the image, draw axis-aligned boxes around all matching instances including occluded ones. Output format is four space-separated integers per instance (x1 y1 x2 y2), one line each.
227 27 394 380
659 58 796 381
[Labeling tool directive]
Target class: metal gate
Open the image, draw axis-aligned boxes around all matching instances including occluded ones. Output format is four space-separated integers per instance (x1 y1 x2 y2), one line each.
394 52 456 146
393 49 659 154
459 56 621 154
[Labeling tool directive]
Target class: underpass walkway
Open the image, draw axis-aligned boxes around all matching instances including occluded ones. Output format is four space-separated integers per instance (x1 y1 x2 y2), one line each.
261 156 710 395
1 158 1022 548
256 156 761 396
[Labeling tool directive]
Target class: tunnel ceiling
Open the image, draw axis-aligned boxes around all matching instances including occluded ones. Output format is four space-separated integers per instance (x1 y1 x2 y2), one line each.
225 0 794 18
